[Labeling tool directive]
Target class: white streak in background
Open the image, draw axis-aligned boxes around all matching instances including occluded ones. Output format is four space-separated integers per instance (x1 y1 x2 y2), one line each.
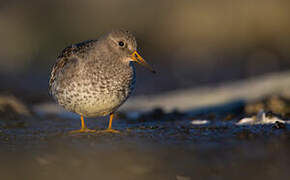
33 103 64 116
33 103 78 119
121 71 290 112
237 109 289 125
191 120 209 125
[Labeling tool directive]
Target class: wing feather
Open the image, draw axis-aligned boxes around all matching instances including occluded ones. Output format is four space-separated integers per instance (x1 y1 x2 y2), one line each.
49 39 97 92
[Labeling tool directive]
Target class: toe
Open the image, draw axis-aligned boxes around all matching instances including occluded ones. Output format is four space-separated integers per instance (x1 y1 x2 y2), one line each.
96 128 120 134
69 128 96 134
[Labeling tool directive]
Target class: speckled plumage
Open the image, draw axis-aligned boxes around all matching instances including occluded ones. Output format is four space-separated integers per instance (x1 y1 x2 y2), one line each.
49 29 139 118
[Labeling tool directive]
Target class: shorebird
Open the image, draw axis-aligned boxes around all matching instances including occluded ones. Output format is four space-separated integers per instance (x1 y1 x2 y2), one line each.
49 29 155 133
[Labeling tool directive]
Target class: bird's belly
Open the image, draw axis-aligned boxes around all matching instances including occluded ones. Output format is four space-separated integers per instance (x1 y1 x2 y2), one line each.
55 83 133 117
76 93 128 117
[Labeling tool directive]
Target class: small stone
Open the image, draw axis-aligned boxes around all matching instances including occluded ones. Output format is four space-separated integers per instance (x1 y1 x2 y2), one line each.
272 121 286 129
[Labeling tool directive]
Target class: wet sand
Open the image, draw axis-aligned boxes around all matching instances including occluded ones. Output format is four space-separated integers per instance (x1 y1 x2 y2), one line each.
0 94 290 180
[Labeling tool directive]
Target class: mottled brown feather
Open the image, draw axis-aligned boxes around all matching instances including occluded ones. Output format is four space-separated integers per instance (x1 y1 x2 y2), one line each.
49 40 97 92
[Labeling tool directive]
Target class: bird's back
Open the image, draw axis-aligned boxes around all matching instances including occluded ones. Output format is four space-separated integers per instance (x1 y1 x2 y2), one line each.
49 39 97 91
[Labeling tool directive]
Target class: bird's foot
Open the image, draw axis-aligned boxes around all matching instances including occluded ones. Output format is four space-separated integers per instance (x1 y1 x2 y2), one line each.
96 128 120 134
69 128 96 134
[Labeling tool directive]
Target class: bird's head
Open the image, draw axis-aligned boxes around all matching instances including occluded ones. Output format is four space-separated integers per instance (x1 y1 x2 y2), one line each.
104 29 156 73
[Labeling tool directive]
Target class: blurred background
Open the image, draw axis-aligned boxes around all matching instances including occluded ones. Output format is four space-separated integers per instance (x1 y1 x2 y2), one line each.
0 0 290 98
1 2 290 179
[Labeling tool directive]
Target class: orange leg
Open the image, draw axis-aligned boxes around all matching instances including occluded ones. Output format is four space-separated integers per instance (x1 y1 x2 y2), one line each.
69 115 96 133
96 114 120 133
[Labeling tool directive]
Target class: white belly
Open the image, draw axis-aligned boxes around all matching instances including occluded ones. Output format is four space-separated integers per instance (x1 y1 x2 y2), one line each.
73 92 128 117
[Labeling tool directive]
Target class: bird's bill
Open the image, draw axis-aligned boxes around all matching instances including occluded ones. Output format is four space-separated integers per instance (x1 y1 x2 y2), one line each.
130 51 156 73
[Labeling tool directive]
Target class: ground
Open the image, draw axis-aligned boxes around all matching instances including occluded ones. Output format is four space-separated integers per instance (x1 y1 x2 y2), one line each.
0 89 290 180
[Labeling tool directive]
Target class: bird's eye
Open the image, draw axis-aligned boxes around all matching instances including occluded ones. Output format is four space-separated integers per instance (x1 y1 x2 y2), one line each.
118 41 124 47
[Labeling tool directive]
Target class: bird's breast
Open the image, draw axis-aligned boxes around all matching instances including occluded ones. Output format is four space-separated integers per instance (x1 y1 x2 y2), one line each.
74 62 136 117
